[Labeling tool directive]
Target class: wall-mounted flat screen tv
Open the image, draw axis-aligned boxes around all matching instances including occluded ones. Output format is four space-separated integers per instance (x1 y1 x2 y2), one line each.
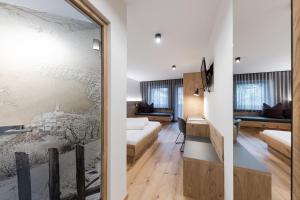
206 62 214 92
200 58 214 92
201 58 207 90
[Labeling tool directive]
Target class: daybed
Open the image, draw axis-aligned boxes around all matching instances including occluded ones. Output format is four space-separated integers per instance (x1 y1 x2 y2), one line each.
127 118 162 163
235 115 291 130
260 130 291 164
135 110 173 122
235 103 292 130
134 102 174 122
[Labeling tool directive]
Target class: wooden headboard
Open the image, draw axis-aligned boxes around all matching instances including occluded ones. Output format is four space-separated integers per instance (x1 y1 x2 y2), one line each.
127 101 140 117
208 121 224 162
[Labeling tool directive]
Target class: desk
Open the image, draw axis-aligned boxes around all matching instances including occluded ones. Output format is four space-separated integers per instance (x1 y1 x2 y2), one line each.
186 118 209 137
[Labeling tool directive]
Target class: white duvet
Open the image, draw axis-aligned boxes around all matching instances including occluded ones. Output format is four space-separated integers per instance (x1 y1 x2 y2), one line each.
127 121 161 145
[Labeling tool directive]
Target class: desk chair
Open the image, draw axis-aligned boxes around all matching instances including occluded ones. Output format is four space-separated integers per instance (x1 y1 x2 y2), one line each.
176 117 186 152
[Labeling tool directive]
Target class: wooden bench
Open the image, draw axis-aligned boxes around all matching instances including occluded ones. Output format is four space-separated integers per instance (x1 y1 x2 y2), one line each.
183 137 271 200
135 113 173 122
233 142 271 200
183 137 224 200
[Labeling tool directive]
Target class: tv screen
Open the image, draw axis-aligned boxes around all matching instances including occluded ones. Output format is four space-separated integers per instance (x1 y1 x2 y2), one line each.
200 58 207 91
206 63 214 92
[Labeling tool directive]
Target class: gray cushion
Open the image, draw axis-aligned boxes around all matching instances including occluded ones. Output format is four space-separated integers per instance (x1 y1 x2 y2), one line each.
136 112 172 117
234 115 291 123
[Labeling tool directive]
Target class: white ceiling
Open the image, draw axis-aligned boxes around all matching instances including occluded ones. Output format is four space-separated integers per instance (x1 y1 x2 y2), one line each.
127 0 220 81
0 0 92 22
234 0 291 74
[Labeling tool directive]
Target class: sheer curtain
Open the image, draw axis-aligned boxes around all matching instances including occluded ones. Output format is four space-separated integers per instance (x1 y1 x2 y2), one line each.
233 71 291 111
140 79 183 120
175 86 183 118
150 87 169 108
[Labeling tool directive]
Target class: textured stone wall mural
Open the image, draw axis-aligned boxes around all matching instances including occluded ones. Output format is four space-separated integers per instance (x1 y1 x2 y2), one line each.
0 2 102 200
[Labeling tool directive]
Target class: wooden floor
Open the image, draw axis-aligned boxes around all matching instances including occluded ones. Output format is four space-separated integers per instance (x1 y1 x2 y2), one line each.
127 123 193 200
126 124 291 200
238 129 291 200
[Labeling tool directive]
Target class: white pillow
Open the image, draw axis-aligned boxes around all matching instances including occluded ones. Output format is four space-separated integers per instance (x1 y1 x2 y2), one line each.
127 120 145 130
127 117 149 126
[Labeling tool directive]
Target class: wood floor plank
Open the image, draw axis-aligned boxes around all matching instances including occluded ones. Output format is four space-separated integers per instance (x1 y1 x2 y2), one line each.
127 123 193 200
127 125 290 200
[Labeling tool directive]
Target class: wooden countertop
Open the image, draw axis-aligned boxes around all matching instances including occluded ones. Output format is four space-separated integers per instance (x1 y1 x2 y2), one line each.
234 142 268 172
183 137 268 173
183 138 221 163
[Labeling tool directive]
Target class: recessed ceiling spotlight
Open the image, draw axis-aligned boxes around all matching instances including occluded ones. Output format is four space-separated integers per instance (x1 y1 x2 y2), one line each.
172 65 176 71
235 57 241 63
155 33 162 44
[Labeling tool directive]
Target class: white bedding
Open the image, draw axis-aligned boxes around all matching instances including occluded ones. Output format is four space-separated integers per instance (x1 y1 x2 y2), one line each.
127 117 149 130
127 121 161 145
262 130 291 146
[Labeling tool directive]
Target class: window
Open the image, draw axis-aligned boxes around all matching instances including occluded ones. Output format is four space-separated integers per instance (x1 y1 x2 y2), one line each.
150 87 169 108
177 86 183 118
235 82 265 111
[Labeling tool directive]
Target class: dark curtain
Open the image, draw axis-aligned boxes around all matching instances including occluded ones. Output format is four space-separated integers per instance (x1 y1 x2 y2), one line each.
140 79 183 120
233 71 292 111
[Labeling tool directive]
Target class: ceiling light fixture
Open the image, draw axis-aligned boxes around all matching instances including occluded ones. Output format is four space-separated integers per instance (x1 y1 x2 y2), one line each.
235 57 241 64
155 33 162 44
172 65 176 71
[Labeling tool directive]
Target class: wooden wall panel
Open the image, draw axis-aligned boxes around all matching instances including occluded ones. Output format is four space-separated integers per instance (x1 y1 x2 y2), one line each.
234 167 271 200
208 122 224 162
293 0 300 199
183 158 224 200
183 72 204 119
127 101 140 118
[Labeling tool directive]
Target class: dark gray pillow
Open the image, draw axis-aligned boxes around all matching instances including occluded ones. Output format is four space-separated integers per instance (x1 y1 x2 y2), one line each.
263 103 284 119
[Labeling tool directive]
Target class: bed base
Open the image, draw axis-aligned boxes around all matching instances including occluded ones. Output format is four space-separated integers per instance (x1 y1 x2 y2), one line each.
127 125 162 163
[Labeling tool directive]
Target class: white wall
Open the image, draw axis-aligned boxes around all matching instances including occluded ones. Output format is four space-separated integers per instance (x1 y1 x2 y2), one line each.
127 78 141 101
233 0 291 74
89 0 127 200
204 0 233 199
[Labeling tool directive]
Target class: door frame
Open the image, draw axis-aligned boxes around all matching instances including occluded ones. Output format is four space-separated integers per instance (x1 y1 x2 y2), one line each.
68 1 110 199
293 0 300 199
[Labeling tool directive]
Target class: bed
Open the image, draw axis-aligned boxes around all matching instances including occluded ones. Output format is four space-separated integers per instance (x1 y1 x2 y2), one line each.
127 118 162 163
260 130 291 164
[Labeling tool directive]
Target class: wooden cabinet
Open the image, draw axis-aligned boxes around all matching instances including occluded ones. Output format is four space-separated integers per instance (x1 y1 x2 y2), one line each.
186 119 209 137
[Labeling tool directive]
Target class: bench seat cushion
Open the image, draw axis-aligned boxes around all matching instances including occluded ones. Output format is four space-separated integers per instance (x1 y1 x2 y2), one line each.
136 112 173 117
235 115 291 123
